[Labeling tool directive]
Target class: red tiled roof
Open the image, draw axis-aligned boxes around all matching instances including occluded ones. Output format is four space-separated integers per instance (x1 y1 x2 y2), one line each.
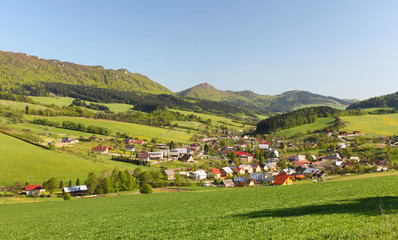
92 146 108 151
235 151 253 157
273 174 293 185
210 168 221 175
134 140 143 144
25 185 42 191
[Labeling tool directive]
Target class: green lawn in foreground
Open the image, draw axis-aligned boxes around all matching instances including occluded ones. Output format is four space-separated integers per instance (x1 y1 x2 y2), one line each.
0 173 397 239
0 133 154 185
24 115 192 143
341 114 398 136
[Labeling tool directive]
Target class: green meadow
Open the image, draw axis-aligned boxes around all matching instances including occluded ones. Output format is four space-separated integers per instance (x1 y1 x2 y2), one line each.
31 96 135 113
275 117 334 137
0 133 155 185
341 114 398 136
170 109 247 130
1 173 397 239
23 115 193 143
0 99 47 112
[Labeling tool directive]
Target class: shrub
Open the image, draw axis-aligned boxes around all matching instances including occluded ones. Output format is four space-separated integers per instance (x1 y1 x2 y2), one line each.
140 184 153 194
63 194 71 200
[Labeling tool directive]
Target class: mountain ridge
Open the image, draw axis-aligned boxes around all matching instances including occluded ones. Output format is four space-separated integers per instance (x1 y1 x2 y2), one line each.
178 83 356 113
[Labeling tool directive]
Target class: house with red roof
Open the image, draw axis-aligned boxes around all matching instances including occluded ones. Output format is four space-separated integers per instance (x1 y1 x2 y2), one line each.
235 151 253 163
91 146 109 154
24 185 45 196
208 168 222 179
273 173 294 185
134 139 144 145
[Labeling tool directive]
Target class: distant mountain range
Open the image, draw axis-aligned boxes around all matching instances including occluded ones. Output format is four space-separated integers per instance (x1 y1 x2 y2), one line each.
178 83 356 113
0 50 356 114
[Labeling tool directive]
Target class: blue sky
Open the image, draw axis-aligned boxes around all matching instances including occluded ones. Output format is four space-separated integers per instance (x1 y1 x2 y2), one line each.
0 0 397 100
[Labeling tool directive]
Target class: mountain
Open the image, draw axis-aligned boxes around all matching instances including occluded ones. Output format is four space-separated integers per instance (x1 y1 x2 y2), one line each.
347 92 398 110
178 83 355 113
0 50 171 95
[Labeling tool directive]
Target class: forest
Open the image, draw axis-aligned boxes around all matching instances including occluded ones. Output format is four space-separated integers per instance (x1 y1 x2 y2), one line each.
256 106 342 134
347 92 398 110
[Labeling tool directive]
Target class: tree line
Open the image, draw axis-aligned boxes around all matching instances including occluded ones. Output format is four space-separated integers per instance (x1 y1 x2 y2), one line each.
32 118 111 135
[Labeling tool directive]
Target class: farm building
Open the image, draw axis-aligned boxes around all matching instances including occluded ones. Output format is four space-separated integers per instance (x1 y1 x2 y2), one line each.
24 185 45 196
63 185 88 195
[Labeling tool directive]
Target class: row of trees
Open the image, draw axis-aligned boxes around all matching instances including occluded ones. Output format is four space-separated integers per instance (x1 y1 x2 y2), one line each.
31 119 111 135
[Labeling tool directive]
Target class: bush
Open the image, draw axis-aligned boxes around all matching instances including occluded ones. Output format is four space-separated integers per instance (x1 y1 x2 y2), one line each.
140 184 153 194
63 194 71 200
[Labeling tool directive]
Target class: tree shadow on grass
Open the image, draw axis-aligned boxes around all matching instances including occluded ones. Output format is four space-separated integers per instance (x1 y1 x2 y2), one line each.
234 196 398 219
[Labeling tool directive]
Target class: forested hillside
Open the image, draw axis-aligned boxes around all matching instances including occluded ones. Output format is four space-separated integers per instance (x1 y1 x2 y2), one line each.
347 92 398 110
0 50 171 95
256 106 342 134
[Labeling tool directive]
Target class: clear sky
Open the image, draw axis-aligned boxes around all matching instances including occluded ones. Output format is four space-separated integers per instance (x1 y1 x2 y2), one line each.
0 0 397 100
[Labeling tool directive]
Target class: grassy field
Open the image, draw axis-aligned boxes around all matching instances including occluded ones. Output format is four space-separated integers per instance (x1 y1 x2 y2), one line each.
341 113 398 136
31 96 135 113
0 99 47 112
23 115 193 143
1 173 398 239
0 133 154 185
170 109 247 130
275 117 334 137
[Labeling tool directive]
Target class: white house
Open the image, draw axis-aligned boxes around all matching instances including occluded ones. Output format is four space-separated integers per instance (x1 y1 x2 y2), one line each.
258 143 269 150
148 152 164 160
221 167 233 176
192 170 207 180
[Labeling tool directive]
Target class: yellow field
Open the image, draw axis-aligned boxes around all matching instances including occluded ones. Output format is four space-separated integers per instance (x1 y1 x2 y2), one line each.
341 114 398 136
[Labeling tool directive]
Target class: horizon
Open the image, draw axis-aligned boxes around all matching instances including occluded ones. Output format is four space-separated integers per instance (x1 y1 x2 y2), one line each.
1 1 397 100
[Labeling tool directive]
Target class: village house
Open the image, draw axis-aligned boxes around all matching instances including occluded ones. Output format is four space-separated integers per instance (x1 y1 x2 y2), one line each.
175 147 188 154
61 137 79 143
273 173 294 185
208 168 222 179
258 143 269 150
169 150 180 160
24 185 45 196
138 151 150 161
179 154 193 162
268 149 279 157
89 136 99 141
235 151 254 163
192 170 207 180
220 167 233 177
63 185 88 195
190 143 201 152
134 139 144 145
91 145 109 154
235 166 246 175
125 145 135 152
123 138 134 144
154 143 166 149
148 152 163 160
221 179 234 187
251 164 262 173
162 169 175 180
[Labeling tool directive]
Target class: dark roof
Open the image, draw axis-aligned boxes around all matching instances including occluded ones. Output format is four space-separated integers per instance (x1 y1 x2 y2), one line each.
138 151 149 158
